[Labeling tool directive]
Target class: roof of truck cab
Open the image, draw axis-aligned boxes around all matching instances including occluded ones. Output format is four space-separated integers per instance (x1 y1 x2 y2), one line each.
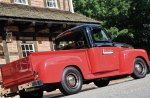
55 24 101 39
68 24 101 31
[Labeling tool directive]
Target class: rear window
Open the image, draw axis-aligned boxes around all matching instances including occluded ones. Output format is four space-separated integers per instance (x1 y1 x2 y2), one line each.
55 29 87 50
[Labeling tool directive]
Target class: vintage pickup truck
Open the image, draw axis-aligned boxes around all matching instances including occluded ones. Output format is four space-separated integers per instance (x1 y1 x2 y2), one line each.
0 24 149 98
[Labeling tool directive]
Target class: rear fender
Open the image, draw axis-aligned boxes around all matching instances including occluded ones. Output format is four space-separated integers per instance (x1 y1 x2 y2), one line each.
36 56 86 83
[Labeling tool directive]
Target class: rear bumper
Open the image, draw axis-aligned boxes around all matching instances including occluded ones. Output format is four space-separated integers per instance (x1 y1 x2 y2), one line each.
0 80 43 97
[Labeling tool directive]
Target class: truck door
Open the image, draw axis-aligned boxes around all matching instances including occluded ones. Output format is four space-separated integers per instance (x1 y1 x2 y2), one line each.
89 27 120 73
92 47 120 73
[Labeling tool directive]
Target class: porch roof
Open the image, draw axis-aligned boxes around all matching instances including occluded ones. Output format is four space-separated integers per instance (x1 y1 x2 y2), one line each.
0 3 99 24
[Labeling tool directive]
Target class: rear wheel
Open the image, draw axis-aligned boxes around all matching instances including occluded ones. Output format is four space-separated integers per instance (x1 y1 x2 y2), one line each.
19 89 43 98
59 67 83 95
94 79 110 87
131 58 148 79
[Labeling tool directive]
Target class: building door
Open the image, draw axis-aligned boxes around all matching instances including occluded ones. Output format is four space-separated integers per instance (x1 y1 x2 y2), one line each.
21 43 35 57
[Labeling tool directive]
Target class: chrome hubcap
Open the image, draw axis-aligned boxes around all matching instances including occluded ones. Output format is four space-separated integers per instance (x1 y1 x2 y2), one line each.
135 64 143 74
66 73 78 88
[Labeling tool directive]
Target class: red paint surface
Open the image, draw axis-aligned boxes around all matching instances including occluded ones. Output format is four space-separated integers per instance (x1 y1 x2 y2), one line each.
1 57 34 89
1 47 149 89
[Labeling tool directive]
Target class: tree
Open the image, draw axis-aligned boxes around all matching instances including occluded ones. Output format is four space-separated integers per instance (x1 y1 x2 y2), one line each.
128 0 150 54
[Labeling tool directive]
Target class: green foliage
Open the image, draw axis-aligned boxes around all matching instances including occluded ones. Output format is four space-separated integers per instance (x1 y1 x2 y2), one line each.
73 0 150 55
74 0 131 26
107 27 133 38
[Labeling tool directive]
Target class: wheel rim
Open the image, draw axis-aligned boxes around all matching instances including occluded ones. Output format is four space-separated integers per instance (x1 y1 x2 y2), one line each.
135 62 146 75
66 73 79 89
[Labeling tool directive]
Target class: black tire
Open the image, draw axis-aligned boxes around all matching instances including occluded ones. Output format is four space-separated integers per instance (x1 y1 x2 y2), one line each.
131 58 148 79
94 79 110 87
59 67 83 95
19 89 43 98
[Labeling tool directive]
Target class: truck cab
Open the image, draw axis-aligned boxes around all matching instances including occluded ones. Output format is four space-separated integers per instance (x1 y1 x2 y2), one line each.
55 24 134 73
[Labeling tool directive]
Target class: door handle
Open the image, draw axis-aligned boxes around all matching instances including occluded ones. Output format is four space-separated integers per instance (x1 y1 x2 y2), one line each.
102 49 114 55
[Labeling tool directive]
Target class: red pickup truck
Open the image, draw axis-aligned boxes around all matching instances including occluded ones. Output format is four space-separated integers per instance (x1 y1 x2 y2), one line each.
0 24 149 98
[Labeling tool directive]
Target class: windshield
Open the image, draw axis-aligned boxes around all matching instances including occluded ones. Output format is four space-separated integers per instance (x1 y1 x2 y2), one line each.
91 28 111 42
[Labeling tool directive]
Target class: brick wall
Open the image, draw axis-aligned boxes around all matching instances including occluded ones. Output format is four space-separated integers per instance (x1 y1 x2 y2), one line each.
7 36 19 62
36 37 51 51
59 0 70 11
65 0 70 11
30 0 44 7
0 0 10 3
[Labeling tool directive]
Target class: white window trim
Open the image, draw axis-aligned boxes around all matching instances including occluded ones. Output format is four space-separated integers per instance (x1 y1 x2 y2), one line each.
69 0 74 13
14 0 28 5
21 43 35 57
46 0 58 9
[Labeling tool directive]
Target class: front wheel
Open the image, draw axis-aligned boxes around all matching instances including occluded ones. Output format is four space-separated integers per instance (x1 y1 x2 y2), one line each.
131 58 148 79
59 67 83 95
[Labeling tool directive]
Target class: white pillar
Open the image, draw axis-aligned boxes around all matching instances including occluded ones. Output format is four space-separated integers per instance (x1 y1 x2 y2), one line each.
69 0 74 13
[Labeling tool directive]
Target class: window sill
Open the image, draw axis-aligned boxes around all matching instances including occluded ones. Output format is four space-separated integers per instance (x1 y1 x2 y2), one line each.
14 2 28 5
46 6 59 9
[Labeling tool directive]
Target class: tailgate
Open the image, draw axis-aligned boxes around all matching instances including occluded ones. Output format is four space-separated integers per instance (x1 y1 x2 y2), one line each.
1 57 34 89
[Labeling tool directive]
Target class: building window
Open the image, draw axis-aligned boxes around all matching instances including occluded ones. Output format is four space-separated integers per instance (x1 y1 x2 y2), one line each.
14 0 28 5
47 0 58 8
21 43 35 57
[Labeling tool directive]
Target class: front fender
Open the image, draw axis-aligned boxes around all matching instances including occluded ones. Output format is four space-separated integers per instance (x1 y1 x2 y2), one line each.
120 49 149 74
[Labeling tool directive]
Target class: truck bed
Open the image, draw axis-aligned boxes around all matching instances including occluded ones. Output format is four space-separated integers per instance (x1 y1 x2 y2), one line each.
1 57 34 89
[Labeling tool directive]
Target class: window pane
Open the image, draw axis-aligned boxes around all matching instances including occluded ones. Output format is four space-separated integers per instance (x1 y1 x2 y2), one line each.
92 29 105 41
25 45 29 50
23 51 26 57
53 2 56 7
15 0 18 2
21 45 25 50
47 0 56 8
48 3 53 7
27 51 30 56
22 0 26 3
29 45 33 50
15 0 26 4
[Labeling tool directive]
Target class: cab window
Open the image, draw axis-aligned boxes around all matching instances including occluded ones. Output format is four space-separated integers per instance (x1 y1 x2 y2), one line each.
91 27 113 47
92 28 109 42
55 29 87 50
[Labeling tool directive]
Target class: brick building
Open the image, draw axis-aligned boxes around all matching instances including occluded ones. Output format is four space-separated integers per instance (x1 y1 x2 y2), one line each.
0 0 99 65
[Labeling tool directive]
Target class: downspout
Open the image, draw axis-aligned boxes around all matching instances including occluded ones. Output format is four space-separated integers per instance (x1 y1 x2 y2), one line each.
69 0 74 13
